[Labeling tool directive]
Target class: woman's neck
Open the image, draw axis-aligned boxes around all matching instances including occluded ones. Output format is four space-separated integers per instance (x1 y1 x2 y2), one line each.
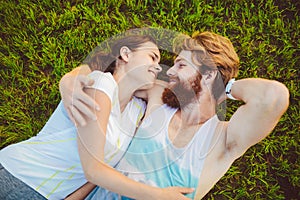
113 72 137 112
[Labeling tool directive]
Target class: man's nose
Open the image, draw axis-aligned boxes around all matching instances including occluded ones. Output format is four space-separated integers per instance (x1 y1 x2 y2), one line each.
166 66 176 77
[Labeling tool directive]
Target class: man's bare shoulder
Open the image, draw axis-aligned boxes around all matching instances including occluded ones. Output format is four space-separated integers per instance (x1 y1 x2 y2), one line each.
207 121 235 160
195 121 239 198
142 80 167 119
211 120 246 161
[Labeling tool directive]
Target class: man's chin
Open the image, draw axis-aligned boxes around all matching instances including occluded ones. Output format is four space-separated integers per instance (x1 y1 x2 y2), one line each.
162 80 201 109
168 81 177 87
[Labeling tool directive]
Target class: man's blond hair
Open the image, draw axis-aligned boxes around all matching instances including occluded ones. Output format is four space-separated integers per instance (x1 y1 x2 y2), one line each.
174 31 240 100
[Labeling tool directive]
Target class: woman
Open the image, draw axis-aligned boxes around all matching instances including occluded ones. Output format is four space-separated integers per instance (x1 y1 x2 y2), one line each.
0 34 193 200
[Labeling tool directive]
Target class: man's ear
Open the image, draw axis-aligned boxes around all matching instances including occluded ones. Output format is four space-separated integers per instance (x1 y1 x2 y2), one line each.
119 46 131 62
203 70 218 85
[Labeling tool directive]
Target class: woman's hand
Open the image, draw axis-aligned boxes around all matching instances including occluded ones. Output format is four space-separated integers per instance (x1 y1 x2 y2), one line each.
59 66 99 126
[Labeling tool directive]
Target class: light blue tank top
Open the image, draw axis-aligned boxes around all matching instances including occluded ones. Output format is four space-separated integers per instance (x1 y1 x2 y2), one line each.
85 104 219 200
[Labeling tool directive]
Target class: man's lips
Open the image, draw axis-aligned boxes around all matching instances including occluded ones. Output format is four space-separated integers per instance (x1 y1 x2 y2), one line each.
168 78 178 84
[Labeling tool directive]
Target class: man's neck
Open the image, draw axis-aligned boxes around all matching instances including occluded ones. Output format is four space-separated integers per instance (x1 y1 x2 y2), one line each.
168 94 216 148
178 94 216 126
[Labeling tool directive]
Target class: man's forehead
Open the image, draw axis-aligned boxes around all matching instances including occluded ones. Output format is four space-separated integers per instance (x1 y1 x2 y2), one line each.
175 50 192 62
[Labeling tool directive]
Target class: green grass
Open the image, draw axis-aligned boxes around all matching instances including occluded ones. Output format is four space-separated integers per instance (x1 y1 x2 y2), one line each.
0 0 299 199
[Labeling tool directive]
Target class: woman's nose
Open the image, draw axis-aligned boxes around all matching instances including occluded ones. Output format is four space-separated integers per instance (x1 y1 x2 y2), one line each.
154 64 162 72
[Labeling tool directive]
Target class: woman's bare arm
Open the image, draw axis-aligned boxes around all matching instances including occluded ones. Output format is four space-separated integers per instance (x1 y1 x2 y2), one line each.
65 182 96 200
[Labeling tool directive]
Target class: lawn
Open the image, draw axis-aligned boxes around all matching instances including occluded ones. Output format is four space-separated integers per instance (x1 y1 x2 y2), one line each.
0 0 299 199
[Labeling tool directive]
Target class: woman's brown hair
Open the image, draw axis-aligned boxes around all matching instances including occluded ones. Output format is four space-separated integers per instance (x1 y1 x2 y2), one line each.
84 34 157 74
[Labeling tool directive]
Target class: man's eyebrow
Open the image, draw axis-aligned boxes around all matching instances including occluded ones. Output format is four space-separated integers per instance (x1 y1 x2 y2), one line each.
174 57 184 63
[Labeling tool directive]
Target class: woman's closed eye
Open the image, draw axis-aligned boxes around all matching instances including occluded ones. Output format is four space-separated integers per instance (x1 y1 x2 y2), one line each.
150 53 157 61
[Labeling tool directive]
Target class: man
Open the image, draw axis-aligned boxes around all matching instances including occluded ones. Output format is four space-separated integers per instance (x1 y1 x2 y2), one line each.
60 31 289 199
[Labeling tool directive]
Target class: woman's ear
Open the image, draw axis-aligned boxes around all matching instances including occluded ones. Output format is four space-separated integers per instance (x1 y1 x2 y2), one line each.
119 46 131 62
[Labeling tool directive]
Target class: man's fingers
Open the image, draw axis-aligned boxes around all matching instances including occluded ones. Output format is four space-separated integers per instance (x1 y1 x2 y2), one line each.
181 196 191 200
87 78 94 86
78 75 94 86
70 106 87 127
76 92 100 111
66 107 77 125
73 99 98 121
177 187 195 194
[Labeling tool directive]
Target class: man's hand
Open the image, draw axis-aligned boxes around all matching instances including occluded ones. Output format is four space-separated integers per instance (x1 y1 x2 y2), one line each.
145 187 194 200
59 68 99 126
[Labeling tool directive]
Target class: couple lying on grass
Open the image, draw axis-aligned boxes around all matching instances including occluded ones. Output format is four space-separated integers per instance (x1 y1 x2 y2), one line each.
0 29 289 200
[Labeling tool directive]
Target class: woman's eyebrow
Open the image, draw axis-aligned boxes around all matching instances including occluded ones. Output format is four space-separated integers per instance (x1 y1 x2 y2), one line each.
153 52 160 60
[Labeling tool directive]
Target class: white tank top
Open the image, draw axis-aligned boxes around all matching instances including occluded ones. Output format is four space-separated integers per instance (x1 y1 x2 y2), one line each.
116 104 219 199
0 71 146 199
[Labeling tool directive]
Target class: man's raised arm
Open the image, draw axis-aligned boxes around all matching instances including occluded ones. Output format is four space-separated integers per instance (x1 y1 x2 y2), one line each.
225 78 289 158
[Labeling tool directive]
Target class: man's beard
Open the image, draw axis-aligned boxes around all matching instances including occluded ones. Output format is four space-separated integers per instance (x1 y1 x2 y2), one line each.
162 73 202 109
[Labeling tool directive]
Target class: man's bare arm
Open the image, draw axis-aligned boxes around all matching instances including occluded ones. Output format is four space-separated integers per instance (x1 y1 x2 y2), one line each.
134 80 167 119
226 78 289 158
